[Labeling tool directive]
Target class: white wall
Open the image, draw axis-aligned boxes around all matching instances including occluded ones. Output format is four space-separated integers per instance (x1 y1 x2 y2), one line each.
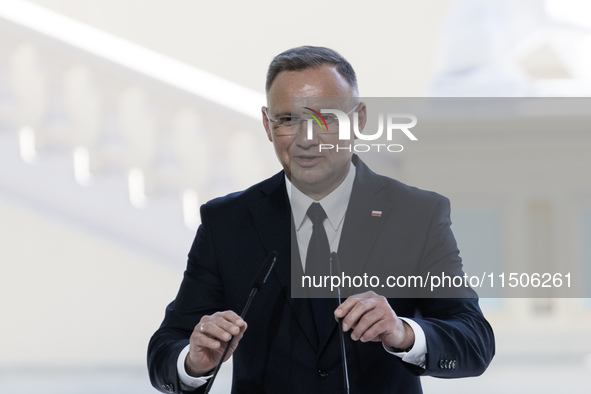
24 0 453 97
0 196 182 366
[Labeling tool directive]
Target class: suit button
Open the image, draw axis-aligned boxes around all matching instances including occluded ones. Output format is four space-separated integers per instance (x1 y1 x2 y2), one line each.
318 369 329 378
451 360 457 370
439 360 447 369
161 383 174 392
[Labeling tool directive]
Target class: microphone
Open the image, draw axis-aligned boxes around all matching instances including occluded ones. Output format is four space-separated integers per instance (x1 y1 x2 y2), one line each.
204 251 277 394
330 252 350 394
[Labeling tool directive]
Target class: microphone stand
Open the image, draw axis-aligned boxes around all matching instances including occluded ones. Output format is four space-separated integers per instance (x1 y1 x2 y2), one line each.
204 252 277 394
203 290 253 394
331 252 350 394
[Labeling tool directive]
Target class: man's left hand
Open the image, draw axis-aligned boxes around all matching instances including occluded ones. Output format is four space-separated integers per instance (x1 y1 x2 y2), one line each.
335 291 415 350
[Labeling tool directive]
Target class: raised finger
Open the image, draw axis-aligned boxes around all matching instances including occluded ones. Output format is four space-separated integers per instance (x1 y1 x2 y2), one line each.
350 308 385 341
211 310 246 326
194 327 222 350
334 296 360 321
341 298 378 331
201 318 240 342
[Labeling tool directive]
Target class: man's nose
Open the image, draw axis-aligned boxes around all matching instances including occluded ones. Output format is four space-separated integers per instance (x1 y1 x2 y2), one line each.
294 120 320 147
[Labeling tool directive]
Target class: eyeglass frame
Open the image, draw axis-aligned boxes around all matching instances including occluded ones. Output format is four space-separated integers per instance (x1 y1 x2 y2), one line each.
264 102 361 137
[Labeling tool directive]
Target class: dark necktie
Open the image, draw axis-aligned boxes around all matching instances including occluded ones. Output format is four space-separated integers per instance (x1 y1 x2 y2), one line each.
306 202 335 343
306 202 330 278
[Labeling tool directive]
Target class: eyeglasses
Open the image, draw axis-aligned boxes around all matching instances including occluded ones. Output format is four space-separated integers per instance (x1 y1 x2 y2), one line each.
264 103 360 136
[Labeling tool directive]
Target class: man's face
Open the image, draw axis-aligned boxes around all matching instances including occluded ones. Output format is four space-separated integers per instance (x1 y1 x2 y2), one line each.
262 65 366 199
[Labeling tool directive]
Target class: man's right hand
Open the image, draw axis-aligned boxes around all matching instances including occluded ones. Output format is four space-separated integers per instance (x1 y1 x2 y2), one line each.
185 310 248 377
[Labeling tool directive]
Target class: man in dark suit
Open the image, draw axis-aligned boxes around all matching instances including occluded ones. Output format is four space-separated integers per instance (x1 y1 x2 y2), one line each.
148 46 495 393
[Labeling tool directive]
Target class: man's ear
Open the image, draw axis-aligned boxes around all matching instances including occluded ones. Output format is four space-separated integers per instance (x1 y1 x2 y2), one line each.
262 106 273 142
354 102 367 140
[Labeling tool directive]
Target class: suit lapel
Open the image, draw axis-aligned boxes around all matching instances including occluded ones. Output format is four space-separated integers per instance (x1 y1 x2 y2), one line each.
248 173 319 351
337 158 393 285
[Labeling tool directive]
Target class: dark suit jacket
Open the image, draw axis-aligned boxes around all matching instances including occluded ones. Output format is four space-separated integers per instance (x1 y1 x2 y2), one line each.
148 156 495 393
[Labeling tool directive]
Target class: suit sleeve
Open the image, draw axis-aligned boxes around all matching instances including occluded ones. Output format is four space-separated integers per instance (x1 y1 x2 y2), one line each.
147 204 225 394
410 196 495 378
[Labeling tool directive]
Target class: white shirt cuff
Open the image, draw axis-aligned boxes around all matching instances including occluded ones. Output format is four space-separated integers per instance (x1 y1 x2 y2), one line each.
383 317 427 368
177 344 213 390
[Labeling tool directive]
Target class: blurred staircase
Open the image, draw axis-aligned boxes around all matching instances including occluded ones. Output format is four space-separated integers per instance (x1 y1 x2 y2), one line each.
0 0 276 267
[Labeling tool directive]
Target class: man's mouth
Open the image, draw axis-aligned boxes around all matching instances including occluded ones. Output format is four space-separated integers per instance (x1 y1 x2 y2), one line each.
293 155 323 167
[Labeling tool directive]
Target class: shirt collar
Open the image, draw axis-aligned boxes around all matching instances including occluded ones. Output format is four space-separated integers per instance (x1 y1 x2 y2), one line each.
286 163 356 232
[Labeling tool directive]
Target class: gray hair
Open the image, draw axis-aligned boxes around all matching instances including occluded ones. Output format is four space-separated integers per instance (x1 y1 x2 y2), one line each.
265 46 358 95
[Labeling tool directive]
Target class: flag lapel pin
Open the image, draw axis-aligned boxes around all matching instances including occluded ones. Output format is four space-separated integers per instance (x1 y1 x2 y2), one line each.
371 210 382 217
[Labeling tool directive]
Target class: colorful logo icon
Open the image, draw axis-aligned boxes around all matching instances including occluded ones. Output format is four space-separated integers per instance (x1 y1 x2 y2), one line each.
302 107 328 132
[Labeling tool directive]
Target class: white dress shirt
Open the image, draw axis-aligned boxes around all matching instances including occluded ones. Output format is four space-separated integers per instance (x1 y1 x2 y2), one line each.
178 163 426 389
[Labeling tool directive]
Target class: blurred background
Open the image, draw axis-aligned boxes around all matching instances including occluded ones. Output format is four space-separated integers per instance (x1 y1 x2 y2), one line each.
1 0 590 392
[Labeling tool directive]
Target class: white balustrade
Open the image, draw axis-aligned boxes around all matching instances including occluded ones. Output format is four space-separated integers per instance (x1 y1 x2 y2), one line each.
36 48 72 152
91 72 129 178
0 0 275 265
0 32 19 134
